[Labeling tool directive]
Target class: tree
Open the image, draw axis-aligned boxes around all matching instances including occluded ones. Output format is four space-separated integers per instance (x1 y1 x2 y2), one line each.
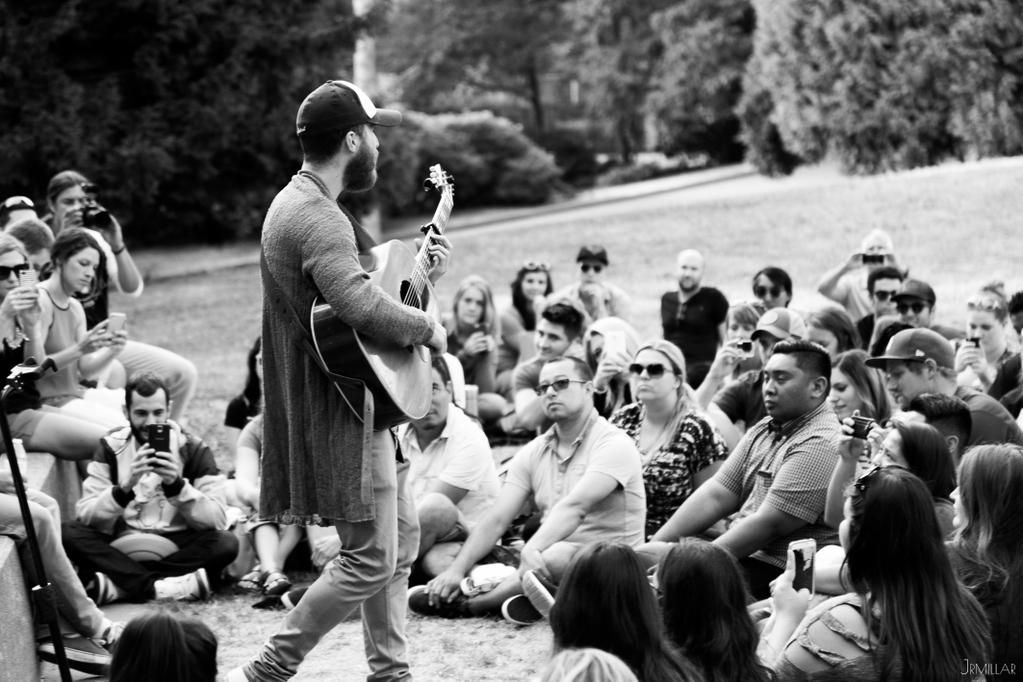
648 0 755 164
0 0 355 243
377 0 570 134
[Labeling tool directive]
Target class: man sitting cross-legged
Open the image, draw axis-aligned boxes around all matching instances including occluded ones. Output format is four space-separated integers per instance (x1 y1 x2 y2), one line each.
410 356 645 625
62 371 237 604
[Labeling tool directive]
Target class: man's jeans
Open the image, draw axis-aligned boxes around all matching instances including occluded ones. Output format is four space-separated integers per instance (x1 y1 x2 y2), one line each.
244 430 420 682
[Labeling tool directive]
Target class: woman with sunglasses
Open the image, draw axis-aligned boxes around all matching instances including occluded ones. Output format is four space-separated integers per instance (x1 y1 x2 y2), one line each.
751 266 792 310
583 317 641 419
610 340 728 539
948 444 1023 670
444 274 507 423
30 228 127 435
497 261 553 397
955 282 1021 400
0 232 122 461
765 465 990 680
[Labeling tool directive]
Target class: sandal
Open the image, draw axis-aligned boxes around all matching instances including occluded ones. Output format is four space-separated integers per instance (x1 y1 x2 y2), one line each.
263 570 293 596
237 567 267 593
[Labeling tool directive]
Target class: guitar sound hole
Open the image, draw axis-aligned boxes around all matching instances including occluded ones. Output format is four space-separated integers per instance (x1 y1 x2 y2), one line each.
399 280 423 309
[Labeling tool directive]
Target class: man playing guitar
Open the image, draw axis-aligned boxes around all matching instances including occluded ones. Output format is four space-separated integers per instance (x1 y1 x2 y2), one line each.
229 80 450 682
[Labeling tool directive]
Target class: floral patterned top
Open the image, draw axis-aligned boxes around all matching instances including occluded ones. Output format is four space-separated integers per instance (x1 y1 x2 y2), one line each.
610 402 729 538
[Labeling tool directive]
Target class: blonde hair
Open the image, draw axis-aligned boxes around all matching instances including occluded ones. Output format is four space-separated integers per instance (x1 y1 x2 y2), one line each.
634 339 699 413
540 648 639 682
448 274 500 337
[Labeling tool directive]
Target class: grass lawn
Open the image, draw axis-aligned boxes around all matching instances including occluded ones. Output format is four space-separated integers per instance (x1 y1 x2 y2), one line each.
105 157 1023 680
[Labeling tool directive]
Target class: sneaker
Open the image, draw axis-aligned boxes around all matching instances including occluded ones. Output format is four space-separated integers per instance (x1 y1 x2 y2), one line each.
459 563 517 597
501 594 543 625
153 568 211 601
87 571 126 606
521 570 557 618
38 633 111 675
407 584 471 618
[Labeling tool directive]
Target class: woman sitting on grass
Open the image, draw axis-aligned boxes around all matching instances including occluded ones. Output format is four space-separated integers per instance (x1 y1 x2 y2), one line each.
550 542 701 682
765 465 990 680
29 228 127 440
657 539 772 682
497 260 553 397
443 274 507 423
610 341 727 540
948 444 1023 670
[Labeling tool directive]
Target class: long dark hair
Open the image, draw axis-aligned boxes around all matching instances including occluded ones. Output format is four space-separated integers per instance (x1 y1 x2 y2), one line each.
834 350 892 422
511 263 553 331
49 226 105 300
950 444 1023 615
658 539 772 682
843 466 990 681
550 542 700 682
892 421 956 499
110 611 217 682
235 336 262 417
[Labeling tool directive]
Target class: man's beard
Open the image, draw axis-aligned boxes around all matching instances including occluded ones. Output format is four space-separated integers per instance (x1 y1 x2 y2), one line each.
679 277 699 293
343 144 377 192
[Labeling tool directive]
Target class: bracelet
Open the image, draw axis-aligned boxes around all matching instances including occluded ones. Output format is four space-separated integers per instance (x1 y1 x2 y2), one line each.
112 244 126 255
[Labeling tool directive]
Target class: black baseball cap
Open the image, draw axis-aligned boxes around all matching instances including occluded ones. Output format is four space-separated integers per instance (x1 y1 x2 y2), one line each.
296 80 402 136
576 244 609 265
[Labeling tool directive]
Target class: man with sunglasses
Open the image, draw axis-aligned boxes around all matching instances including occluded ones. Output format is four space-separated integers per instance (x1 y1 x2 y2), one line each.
646 339 840 599
855 266 903 348
550 244 632 322
891 278 963 341
816 228 901 321
866 328 1023 447
413 356 644 624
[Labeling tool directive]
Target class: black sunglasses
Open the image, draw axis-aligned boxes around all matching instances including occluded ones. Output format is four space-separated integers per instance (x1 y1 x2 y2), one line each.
580 263 604 274
896 301 928 315
871 290 899 302
628 363 668 378
754 285 782 299
0 263 29 280
853 463 908 496
534 378 587 396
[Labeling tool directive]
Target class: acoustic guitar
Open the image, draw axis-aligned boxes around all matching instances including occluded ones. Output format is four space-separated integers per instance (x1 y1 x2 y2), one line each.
309 164 454 428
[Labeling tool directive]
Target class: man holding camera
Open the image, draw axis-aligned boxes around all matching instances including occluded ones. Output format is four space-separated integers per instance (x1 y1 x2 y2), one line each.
816 228 901 322
62 372 236 604
44 170 199 422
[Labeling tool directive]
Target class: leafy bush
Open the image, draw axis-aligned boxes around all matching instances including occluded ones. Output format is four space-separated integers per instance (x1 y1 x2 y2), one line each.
538 123 601 187
594 163 662 187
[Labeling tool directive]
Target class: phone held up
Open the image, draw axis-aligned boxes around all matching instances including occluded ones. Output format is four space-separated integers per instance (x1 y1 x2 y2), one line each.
147 423 171 453
19 268 37 288
735 339 754 354
106 312 127 334
789 538 816 596
862 253 885 265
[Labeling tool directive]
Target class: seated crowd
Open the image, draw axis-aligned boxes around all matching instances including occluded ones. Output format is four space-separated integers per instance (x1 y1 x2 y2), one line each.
2 182 1023 682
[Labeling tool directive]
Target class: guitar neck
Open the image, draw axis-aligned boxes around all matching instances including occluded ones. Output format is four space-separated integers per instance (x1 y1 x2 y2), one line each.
410 188 454 300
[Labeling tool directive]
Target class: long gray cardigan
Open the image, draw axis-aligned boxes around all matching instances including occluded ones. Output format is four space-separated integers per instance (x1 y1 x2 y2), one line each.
259 172 435 523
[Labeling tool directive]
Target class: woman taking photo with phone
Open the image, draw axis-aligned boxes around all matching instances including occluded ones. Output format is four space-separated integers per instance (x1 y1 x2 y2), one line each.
0 233 118 459
443 274 507 423
610 340 728 539
30 227 127 433
955 282 1020 400
765 466 990 681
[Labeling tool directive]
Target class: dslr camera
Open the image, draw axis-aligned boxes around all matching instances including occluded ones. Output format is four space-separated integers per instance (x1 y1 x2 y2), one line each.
79 183 113 230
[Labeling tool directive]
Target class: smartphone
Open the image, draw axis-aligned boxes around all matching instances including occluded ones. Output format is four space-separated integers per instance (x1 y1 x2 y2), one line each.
964 337 981 349
147 423 171 452
789 538 817 595
106 312 127 333
603 331 626 359
19 269 37 288
735 339 754 354
850 415 876 440
862 253 885 265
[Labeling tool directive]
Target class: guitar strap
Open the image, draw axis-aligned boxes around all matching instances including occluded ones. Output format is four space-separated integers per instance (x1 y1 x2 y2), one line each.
259 250 375 458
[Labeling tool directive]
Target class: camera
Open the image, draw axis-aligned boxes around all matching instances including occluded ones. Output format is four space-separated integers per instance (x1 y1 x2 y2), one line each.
862 253 885 265
850 415 875 440
735 340 753 353
964 337 981 349
79 183 114 230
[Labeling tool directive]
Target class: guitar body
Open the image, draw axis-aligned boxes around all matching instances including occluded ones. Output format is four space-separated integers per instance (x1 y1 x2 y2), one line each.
310 239 436 428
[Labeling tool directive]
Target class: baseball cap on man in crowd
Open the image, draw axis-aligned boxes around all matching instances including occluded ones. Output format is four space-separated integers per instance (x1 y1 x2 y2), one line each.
576 245 609 266
296 80 402 136
751 308 807 342
892 279 936 306
865 328 954 370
